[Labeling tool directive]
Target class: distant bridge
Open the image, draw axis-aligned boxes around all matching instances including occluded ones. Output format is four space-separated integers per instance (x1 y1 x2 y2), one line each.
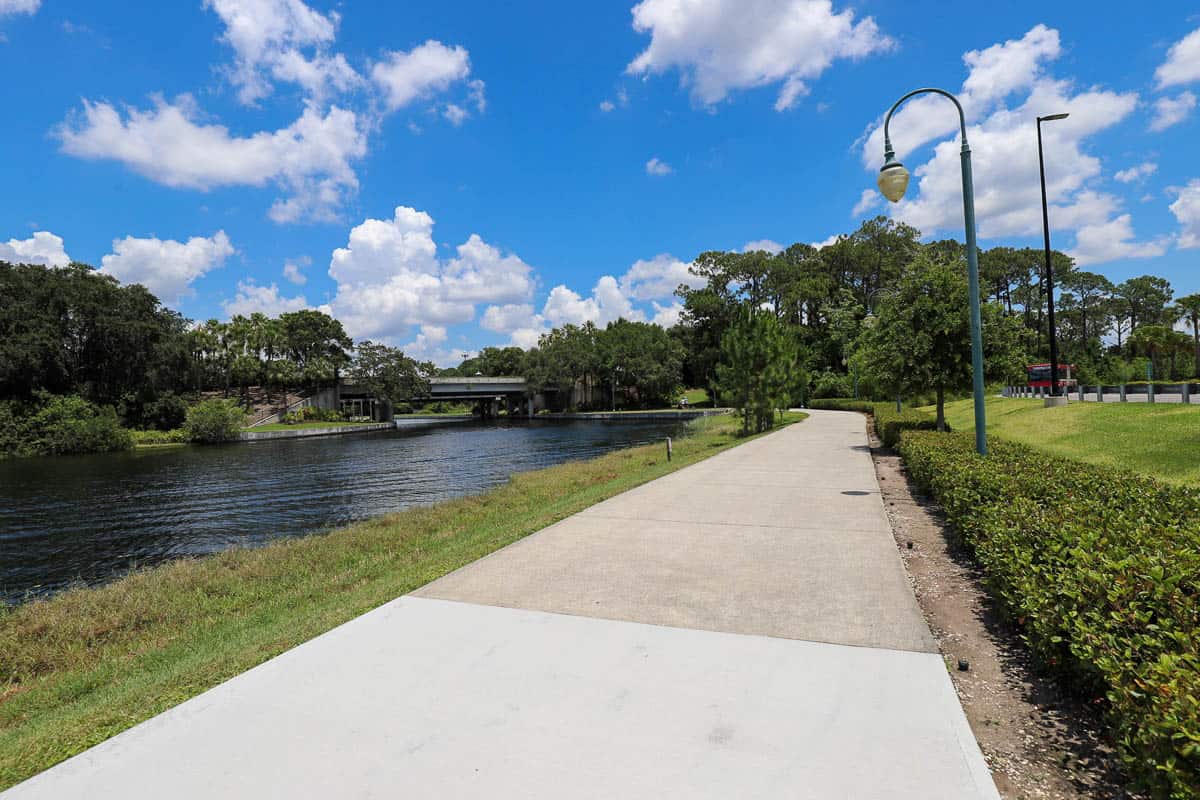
339 376 532 420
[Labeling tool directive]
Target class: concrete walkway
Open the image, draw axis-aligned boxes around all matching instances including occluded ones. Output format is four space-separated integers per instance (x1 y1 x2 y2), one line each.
4 410 998 799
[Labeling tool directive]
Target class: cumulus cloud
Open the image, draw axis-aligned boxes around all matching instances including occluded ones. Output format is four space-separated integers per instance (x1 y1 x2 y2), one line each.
222 280 308 317
1113 162 1157 184
543 277 642 327
1071 215 1170 266
371 40 478 112
204 0 359 105
0 0 39 16
851 188 879 218
1149 91 1196 132
1171 179 1200 249
0 231 71 266
323 206 535 342
742 239 784 254
861 25 1160 266
57 97 366 224
619 253 704 299
626 0 892 110
645 157 672 176
282 256 308 284
100 231 234 305
1156 27 1200 89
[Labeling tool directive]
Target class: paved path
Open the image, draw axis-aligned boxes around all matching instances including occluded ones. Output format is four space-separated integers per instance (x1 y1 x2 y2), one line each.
4 410 998 799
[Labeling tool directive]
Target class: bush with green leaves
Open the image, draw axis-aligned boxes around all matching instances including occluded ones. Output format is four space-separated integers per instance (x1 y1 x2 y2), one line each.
130 428 188 445
898 432 1200 797
872 403 945 448
183 399 245 443
2 395 134 456
806 398 875 413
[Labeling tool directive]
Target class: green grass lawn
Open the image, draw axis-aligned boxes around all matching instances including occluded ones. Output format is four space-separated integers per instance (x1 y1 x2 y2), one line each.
0 411 804 789
682 388 713 407
244 421 380 432
932 396 1200 484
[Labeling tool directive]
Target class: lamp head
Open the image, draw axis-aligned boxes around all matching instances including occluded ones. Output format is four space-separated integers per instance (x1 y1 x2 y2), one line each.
1038 112 1069 122
877 154 910 203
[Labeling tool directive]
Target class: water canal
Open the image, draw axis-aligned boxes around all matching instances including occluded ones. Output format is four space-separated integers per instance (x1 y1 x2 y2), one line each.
0 418 687 603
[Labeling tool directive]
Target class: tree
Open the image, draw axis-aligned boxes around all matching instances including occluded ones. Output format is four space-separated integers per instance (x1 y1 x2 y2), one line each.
597 319 685 408
715 309 800 434
1174 293 1200 377
278 309 352 387
1116 275 1174 334
859 253 1025 430
348 342 431 404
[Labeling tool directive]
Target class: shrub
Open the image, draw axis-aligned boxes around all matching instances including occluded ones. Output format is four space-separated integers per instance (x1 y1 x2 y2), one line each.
898 432 1200 797
24 395 133 455
810 371 853 399
872 403 945 448
184 399 245 443
142 393 189 431
806 398 875 413
131 428 188 445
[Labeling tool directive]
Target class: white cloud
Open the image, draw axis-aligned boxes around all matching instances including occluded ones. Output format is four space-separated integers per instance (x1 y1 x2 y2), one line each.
0 231 70 266
0 0 39 16
1071 214 1170 265
851 188 879 218
627 0 893 110
1113 162 1157 183
222 280 308 317
100 231 234 305
861 25 1161 266
645 157 672 176
619 253 705 299
1171 179 1200 249
57 97 366 224
1156 27 1200 89
1149 91 1196 132
203 0 358 105
324 206 535 342
481 303 536 334
599 100 616 113
371 40 474 111
812 234 841 249
443 103 469 126
651 300 685 327
742 239 784 254
282 256 308 284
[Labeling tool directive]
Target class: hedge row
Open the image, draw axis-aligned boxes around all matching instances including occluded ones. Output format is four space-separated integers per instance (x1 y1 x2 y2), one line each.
805 398 946 448
899 432 1200 798
806 398 876 413
872 403 945 448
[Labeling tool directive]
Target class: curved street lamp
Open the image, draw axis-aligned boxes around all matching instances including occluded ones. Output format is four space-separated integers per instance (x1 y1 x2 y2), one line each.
1037 112 1069 405
877 87 987 456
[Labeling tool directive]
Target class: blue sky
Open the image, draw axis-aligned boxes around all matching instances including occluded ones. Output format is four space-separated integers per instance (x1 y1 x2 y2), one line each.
2 0 1199 364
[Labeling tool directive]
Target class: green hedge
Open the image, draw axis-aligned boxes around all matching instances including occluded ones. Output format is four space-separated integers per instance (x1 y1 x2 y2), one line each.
872 403 945 448
806 398 875 413
131 428 188 445
898 432 1200 798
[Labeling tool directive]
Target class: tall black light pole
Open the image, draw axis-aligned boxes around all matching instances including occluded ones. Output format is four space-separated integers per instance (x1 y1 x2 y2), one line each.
1037 112 1069 400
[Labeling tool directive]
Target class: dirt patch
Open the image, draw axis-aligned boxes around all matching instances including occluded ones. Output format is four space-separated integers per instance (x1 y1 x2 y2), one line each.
869 426 1137 799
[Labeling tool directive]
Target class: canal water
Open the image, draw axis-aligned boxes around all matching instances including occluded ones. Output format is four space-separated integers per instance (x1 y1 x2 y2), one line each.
0 419 686 603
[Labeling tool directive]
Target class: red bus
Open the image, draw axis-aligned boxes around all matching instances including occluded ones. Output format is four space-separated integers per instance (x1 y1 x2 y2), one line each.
1026 363 1077 391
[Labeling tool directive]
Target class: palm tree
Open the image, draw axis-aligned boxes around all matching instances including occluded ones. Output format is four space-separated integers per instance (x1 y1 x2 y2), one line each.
1175 293 1200 378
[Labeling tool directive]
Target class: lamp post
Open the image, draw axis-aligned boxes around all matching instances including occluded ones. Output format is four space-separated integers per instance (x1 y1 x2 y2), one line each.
1037 112 1069 405
878 87 987 456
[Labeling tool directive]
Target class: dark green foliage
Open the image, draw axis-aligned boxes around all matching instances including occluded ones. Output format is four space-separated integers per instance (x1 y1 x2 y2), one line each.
348 341 432 404
715 310 801 434
806 398 875 413
898 432 1200 798
871 403 944 448
183 400 245 444
1 395 133 457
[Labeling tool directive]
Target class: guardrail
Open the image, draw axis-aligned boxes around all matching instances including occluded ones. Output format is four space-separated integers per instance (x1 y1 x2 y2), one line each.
1003 384 1199 404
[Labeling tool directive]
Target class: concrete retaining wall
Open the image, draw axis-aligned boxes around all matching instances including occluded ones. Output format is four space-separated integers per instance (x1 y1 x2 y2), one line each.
239 423 393 442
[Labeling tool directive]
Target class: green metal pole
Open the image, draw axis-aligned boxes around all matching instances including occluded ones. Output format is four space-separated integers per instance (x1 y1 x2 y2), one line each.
881 87 987 456
960 143 988 456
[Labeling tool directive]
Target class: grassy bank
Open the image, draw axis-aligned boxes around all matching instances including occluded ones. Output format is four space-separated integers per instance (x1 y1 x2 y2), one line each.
0 411 804 789
935 397 1200 484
